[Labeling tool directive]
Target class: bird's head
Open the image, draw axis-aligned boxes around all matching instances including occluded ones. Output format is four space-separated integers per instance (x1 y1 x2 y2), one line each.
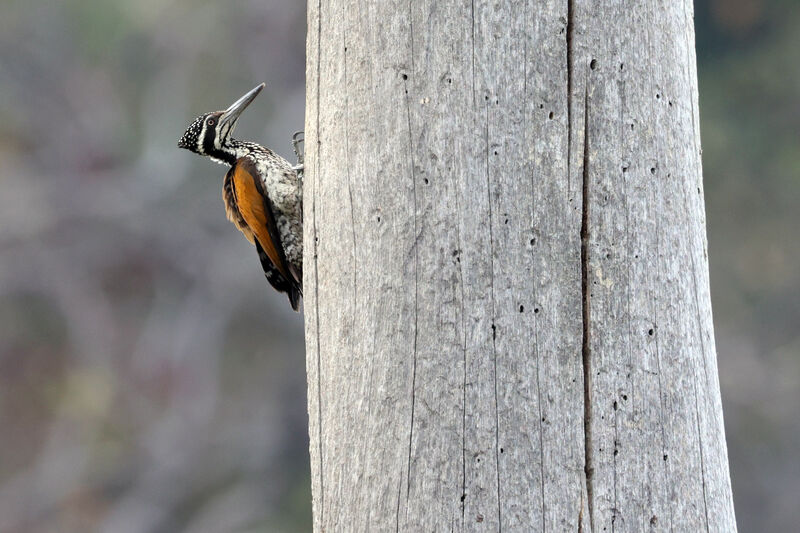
178 83 265 164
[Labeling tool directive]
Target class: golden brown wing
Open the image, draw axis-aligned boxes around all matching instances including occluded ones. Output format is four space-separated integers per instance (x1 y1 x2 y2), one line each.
229 158 293 282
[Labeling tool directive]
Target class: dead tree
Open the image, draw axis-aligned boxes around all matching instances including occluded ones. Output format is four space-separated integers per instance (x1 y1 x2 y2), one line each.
303 0 736 531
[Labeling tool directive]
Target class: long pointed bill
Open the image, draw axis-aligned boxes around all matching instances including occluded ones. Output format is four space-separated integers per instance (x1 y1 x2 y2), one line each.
219 83 265 128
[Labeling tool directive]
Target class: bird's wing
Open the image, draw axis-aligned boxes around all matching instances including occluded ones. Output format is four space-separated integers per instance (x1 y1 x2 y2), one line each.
230 158 295 284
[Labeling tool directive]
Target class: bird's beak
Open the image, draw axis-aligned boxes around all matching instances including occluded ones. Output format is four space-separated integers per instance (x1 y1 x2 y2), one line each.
220 83 265 128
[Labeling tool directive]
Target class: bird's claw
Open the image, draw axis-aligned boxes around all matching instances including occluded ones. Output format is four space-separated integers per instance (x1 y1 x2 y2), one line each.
291 131 305 179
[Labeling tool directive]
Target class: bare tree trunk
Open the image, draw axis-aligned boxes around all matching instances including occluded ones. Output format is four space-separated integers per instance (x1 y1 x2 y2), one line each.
303 0 736 531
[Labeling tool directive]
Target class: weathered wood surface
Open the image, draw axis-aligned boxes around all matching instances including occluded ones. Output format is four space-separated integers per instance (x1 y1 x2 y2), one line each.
303 0 736 531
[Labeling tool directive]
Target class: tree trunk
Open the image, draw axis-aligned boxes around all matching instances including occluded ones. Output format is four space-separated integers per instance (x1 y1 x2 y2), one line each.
303 0 736 531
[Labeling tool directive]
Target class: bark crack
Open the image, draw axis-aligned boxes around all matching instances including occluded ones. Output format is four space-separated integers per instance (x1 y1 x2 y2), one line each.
342 20 358 316
484 101 503 532
580 88 594 532
312 0 324 525
681 1 712 527
636 13 675 533
404 1 418 521
566 0 576 195
523 0 546 527
652 198 674 533
470 0 477 107
612 401 619 533
456 165 467 524
465 2 476 524
686 197 711 533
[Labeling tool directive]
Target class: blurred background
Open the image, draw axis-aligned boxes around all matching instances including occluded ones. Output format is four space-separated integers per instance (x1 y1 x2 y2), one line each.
0 0 796 531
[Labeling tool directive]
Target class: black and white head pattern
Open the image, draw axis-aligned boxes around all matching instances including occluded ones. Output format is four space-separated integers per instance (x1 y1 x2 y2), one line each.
178 111 239 165
178 113 211 153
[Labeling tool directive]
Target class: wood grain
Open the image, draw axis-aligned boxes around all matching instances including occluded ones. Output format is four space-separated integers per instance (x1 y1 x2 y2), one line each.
304 0 736 531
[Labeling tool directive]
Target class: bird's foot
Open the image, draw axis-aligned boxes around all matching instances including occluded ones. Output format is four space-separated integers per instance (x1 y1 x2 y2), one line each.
291 131 305 179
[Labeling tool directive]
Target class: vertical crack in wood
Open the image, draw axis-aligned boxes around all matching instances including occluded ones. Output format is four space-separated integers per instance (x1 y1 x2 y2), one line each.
342 18 358 316
580 88 594 532
464 2 477 523
312 0 325 526
566 0 575 194
651 193 674 532
484 100 503 532
403 0 418 520
523 0 546 527
456 164 467 524
395 471 403 533
686 199 711 533
612 400 619 533
470 0 477 107
680 1 712 527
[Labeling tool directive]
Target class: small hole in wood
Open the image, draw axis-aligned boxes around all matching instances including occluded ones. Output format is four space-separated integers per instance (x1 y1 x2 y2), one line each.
401 73 408 80
648 328 654 336
423 178 429 184
622 394 628 401
650 167 656 175
663 454 668 461
548 111 554 119
534 307 540 314
590 59 598 70
519 305 524 313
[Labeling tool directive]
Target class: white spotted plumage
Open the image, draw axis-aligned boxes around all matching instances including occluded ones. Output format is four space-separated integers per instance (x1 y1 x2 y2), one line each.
177 84 303 310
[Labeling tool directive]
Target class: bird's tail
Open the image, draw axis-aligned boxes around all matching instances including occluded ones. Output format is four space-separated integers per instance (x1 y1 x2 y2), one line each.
288 285 302 312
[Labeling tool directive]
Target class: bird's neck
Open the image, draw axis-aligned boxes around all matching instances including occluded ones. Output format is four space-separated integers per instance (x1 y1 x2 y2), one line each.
209 138 266 167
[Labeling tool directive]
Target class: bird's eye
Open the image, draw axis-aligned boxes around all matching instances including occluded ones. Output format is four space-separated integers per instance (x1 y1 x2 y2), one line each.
207 118 216 126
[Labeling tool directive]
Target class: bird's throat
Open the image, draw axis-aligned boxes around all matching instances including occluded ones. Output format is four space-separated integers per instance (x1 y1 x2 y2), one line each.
206 143 237 166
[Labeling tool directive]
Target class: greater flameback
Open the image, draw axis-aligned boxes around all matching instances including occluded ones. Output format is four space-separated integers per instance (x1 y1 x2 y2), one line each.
178 84 303 311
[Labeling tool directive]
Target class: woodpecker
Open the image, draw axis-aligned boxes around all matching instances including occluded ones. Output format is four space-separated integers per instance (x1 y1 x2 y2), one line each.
178 83 303 311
